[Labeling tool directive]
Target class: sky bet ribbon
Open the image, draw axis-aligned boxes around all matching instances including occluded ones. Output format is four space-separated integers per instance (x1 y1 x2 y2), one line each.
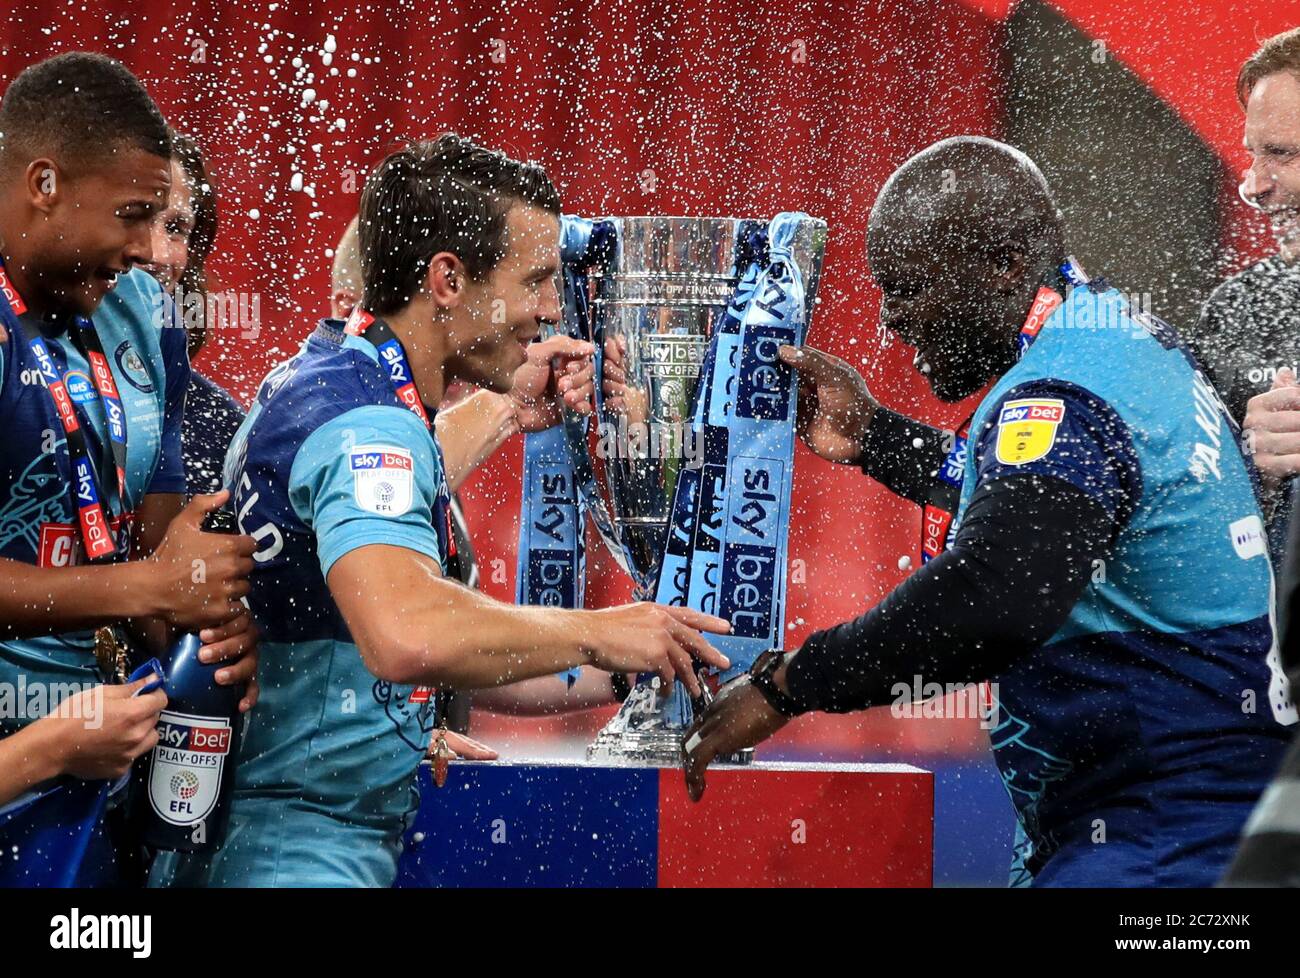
515 216 604 687
0 260 132 562
652 213 812 726
918 256 1085 564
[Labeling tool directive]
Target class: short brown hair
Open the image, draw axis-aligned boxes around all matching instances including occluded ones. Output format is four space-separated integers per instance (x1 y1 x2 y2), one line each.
1239 27 1300 106
358 134 561 317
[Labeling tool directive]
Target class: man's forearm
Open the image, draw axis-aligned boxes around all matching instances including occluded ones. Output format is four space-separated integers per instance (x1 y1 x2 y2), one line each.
402 580 598 688
0 558 162 641
434 390 516 491
783 476 1112 713
334 548 595 689
858 406 950 505
123 491 187 654
473 668 621 715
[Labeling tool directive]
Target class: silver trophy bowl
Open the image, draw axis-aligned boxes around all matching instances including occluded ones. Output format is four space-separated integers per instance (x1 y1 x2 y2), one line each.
552 215 827 764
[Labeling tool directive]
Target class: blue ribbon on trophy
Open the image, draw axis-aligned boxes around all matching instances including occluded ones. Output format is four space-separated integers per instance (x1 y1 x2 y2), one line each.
516 216 604 686
524 213 825 760
651 212 813 727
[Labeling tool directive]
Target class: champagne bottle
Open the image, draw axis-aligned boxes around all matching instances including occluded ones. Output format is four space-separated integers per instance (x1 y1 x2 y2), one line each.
132 506 245 852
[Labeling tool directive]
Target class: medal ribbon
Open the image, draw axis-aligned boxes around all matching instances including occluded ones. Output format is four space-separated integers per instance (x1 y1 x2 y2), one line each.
0 259 130 562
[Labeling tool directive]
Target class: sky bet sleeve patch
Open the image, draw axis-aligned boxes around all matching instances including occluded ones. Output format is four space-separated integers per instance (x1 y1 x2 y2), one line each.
288 406 445 580
995 398 1066 465
349 445 415 517
971 380 1143 530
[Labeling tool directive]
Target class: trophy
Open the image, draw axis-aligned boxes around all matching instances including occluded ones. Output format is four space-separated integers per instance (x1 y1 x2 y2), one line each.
541 215 826 764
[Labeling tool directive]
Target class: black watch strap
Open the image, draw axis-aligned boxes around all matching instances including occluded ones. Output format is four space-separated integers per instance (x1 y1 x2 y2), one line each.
749 649 805 717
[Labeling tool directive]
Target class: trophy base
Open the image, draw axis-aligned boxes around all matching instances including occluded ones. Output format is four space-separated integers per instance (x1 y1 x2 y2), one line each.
586 677 755 767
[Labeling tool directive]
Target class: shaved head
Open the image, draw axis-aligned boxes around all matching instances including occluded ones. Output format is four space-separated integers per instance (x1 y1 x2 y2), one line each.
867 137 1068 402
869 136 1064 275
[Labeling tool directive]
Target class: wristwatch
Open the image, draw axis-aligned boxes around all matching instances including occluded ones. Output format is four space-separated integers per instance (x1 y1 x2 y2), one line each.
748 649 804 717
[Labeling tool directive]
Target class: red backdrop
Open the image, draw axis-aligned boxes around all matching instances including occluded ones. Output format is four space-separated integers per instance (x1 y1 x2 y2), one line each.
0 0 1288 756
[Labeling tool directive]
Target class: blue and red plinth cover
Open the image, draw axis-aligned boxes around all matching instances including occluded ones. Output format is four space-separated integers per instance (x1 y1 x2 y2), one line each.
396 759 933 887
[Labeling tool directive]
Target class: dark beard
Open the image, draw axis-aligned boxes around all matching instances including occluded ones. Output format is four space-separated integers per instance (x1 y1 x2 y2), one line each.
930 331 1019 402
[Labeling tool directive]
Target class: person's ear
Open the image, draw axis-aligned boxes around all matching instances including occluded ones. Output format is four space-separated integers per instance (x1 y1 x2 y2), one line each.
426 252 465 308
332 288 358 320
991 247 1029 296
26 158 63 214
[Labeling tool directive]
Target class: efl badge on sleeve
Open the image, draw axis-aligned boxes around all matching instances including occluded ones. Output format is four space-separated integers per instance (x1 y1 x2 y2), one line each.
349 445 415 517
995 398 1065 466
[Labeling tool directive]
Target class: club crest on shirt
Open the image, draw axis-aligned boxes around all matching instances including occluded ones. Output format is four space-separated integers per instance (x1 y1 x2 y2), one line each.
349 444 413 516
113 341 154 393
995 398 1065 466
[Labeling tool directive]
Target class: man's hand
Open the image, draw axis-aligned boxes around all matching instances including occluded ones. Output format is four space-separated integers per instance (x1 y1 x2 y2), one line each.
600 335 649 422
777 345 877 465
585 604 731 698
198 611 260 713
510 335 595 432
682 676 789 802
1244 367 1300 490
147 491 256 630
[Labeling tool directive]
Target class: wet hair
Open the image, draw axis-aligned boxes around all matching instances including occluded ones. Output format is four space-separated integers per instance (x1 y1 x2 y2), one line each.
358 133 561 316
0 52 170 175
167 130 219 358
1239 27 1300 106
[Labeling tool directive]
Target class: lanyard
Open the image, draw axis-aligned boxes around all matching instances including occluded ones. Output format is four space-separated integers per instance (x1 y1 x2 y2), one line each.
343 309 458 572
918 257 1087 564
0 260 130 562
344 309 462 730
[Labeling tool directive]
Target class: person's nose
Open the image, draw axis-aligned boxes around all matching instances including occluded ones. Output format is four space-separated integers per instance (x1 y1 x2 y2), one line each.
1242 158 1275 208
538 276 563 325
123 222 156 269
881 302 921 348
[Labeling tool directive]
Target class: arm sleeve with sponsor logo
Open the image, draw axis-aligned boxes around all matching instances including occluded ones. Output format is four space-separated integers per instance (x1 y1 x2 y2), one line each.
970 380 1142 527
288 404 445 579
144 292 192 495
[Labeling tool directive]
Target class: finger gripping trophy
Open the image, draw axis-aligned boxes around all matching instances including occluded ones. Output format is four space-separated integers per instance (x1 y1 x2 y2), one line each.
532 213 827 764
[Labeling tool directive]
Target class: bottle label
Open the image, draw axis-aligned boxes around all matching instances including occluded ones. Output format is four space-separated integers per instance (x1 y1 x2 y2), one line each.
147 710 232 827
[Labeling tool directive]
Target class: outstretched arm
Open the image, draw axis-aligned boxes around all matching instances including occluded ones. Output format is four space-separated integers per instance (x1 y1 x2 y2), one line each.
329 542 728 695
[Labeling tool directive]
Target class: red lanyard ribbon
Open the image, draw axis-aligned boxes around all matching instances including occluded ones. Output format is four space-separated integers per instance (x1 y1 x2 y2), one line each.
917 268 1077 565
0 260 130 561
343 310 457 566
